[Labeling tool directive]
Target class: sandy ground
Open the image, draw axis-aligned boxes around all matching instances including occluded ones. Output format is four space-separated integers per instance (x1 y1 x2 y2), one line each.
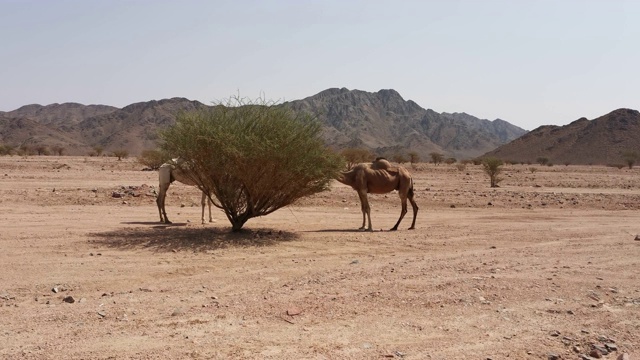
0 156 639 360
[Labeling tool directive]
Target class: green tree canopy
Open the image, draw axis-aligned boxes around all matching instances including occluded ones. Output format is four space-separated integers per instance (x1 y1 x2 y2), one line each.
160 97 344 231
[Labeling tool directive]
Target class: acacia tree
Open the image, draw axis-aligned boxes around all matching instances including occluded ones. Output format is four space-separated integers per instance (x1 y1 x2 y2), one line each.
622 150 639 169
341 148 373 169
482 157 504 188
160 97 344 232
430 152 444 165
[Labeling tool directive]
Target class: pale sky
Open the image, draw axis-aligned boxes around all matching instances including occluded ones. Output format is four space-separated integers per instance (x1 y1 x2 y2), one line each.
1 0 638 130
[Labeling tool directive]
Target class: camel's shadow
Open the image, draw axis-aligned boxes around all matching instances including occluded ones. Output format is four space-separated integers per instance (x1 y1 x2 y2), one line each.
89 225 298 253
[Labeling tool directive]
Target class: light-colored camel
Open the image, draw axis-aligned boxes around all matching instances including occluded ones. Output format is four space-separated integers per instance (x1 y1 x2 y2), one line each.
156 160 213 224
336 157 418 231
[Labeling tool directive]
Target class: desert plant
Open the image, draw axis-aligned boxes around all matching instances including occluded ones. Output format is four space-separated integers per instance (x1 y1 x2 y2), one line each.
35 145 49 156
528 167 537 173
93 146 104 157
408 151 420 164
0 144 12 156
160 96 345 232
392 153 408 164
445 157 457 165
430 152 444 165
138 149 169 170
112 149 129 160
482 157 503 188
51 145 65 156
341 148 373 170
456 163 466 171
622 150 639 169
536 157 549 165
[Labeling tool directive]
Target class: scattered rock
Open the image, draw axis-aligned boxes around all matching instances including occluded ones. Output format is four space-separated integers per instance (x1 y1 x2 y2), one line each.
97 311 106 318
450 204 456 208
171 308 185 316
548 354 560 360
111 192 123 198
605 343 618 351
51 287 59 293
62 296 75 303
549 330 561 337
635 234 640 241
286 307 302 316
350 260 359 265
589 348 603 358
592 345 608 355
0 292 14 300
617 353 630 360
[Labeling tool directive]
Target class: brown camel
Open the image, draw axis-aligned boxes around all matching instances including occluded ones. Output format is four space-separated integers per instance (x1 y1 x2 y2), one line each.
156 159 213 224
336 157 418 231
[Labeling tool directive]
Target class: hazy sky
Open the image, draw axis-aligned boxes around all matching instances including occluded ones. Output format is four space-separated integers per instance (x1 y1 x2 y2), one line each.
1 0 638 129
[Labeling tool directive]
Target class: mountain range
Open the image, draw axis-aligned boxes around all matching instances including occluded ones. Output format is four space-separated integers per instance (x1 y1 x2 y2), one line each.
0 88 525 160
484 108 640 165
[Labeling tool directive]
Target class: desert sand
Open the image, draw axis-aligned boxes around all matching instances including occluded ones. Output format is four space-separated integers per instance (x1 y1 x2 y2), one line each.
0 156 638 359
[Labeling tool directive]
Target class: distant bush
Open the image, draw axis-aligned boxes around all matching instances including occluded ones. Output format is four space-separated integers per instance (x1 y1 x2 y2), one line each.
529 167 537 173
93 146 104 157
456 163 466 171
430 152 444 165
471 158 482 165
536 157 549 165
138 149 170 170
445 157 457 164
408 151 420 165
112 149 129 161
622 150 639 169
51 145 65 156
392 153 408 164
341 148 373 169
482 157 503 188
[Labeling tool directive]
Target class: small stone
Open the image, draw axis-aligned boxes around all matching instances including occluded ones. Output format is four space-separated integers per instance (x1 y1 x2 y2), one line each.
592 345 608 355
97 311 106 318
549 330 561 337
286 307 302 316
450 204 456 208
590 348 603 358
62 296 75 303
548 354 560 360
350 260 359 264
51 287 59 293
111 192 123 198
617 353 630 360
635 234 640 241
604 343 618 351
171 308 185 316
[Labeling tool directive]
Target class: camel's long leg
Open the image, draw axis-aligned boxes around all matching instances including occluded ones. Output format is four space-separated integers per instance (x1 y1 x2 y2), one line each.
357 190 373 231
200 192 213 224
407 190 418 230
157 182 171 224
390 194 408 231
391 186 419 231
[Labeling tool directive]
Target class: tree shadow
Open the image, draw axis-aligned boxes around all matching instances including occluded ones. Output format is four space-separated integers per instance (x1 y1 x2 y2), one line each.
89 226 298 253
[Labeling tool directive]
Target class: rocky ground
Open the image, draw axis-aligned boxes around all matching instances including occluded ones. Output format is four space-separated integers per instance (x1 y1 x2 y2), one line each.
0 156 638 359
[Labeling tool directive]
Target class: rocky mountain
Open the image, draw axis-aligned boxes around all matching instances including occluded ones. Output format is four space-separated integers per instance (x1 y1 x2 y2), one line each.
483 108 640 165
0 88 526 158
285 88 526 159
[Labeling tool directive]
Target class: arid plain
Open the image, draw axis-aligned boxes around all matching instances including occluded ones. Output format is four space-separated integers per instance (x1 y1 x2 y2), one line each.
1 156 639 359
